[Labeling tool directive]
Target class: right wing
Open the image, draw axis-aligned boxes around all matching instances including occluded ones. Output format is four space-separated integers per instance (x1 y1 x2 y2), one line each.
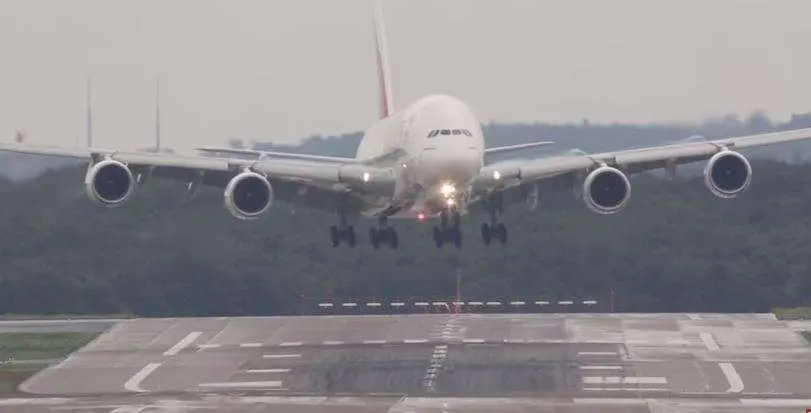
484 140 555 156
0 142 396 215
472 127 811 209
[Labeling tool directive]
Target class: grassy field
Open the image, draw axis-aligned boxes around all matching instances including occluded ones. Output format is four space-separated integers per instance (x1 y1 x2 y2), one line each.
0 332 98 395
773 307 811 320
802 331 811 345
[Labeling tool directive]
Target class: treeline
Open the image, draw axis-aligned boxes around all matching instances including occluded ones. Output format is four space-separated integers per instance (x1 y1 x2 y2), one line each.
1 157 811 316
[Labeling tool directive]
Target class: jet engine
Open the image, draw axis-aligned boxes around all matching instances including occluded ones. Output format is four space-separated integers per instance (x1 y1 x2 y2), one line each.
84 159 135 207
704 150 752 198
223 171 274 219
582 165 631 214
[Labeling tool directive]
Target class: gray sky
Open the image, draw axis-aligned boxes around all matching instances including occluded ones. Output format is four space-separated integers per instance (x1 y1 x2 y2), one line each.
1 0 810 150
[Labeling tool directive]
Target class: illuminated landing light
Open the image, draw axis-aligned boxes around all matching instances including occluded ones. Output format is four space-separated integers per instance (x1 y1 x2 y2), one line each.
362 172 371 182
417 212 426 221
446 198 456 207
493 170 501 180
440 182 456 197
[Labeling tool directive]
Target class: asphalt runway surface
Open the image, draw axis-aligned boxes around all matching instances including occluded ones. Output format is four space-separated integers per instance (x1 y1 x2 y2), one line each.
4 313 811 412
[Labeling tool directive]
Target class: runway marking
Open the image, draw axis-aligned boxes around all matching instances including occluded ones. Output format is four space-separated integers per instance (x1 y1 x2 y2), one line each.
719 362 744 393
124 362 161 392
579 365 623 371
247 369 290 374
198 344 221 350
199 381 283 389
573 398 647 405
323 341 344 345
687 314 701 321
279 342 303 347
503 339 525 343
699 332 720 351
582 376 667 385
239 343 262 348
362 340 386 344
577 351 617 356
163 331 202 356
582 387 668 392
404 339 428 344
263 354 301 359
462 339 485 344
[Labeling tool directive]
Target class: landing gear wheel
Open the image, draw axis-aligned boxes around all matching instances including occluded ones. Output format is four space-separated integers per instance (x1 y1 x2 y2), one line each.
495 223 507 244
481 223 492 245
346 226 356 247
451 228 462 248
433 226 444 248
387 228 399 249
330 225 340 247
370 228 380 249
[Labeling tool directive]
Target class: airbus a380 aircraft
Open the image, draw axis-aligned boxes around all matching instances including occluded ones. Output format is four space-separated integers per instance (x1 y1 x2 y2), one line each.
4 1 811 251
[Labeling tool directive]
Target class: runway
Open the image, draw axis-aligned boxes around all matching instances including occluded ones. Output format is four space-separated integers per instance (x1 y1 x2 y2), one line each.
10 313 811 412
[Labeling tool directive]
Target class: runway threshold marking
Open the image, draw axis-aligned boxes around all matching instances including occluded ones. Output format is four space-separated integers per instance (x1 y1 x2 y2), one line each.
163 331 202 356
699 332 720 351
719 362 744 393
124 362 162 392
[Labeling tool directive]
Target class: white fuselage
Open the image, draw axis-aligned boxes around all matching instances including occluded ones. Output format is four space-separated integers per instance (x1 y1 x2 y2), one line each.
355 94 484 218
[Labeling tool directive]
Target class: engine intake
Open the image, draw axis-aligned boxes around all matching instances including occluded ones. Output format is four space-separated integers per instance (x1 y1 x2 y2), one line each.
704 150 752 198
583 166 631 214
84 159 135 207
224 171 274 219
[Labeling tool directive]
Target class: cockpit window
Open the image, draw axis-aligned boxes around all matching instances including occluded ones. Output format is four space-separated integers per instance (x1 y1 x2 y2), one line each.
427 128 474 138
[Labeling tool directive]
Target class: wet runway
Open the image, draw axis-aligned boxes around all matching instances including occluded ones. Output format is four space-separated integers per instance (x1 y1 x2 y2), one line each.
9 313 811 412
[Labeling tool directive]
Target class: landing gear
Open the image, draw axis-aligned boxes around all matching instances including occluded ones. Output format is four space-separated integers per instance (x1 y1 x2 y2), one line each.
370 217 398 249
481 193 507 245
433 210 462 249
329 211 356 248
329 225 356 247
481 222 507 245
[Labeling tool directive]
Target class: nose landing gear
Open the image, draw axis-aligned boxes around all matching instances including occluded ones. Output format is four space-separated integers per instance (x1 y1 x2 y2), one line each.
433 210 462 248
370 217 398 250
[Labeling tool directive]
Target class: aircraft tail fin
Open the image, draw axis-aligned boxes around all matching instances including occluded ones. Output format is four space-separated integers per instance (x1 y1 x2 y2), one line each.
373 0 394 119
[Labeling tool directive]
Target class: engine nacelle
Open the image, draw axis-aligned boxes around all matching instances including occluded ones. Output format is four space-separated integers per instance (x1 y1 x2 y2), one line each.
582 166 631 214
84 159 135 207
704 150 752 198
223 171 274 219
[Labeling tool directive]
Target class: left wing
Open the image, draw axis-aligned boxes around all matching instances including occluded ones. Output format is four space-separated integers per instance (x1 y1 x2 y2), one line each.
484 140 555 156
472 127 811 210
0 142 396 216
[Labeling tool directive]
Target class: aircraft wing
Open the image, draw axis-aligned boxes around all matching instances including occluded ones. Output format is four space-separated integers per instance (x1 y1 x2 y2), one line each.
0 142 396 214
484 141 555 156
195 146 408 167
471 127 811 203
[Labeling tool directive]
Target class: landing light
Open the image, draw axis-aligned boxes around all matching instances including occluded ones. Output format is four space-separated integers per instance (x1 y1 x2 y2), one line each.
446 198 456 207
440 182 456 197
362 171 371 182
493 170 501 180
417 212 426 221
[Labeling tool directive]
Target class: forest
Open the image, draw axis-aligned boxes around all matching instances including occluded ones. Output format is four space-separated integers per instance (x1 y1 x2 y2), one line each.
1 112 811 316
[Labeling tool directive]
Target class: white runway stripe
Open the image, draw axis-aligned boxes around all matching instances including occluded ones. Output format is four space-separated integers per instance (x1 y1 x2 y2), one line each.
582 376 667 385
700 332 720 351
582 387 668 392
124 363 162 392
578 351 617 356
719 362 744 393
199 381 283 389
404 339 428 344
262 354 301 359
462 339 485 344
579 365 623 371
164 332 202 356
198 344 221 350
279 342 302 347
247 369 290 374
239 343 262 348
322 341 344 345
362 340 386 344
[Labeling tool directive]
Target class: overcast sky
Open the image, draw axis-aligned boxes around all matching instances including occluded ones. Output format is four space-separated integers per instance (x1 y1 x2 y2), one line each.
1 0 809 150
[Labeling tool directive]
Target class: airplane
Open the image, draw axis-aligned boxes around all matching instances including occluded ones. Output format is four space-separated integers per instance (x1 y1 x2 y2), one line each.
3 0 811 251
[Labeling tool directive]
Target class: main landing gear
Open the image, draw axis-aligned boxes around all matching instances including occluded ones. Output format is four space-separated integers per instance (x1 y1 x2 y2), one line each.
329 213 356 247
481 193 507 245
433 210 462 249
370 217 398 250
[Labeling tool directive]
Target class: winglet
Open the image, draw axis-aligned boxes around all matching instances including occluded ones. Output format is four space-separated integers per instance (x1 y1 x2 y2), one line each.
373 0 394 119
